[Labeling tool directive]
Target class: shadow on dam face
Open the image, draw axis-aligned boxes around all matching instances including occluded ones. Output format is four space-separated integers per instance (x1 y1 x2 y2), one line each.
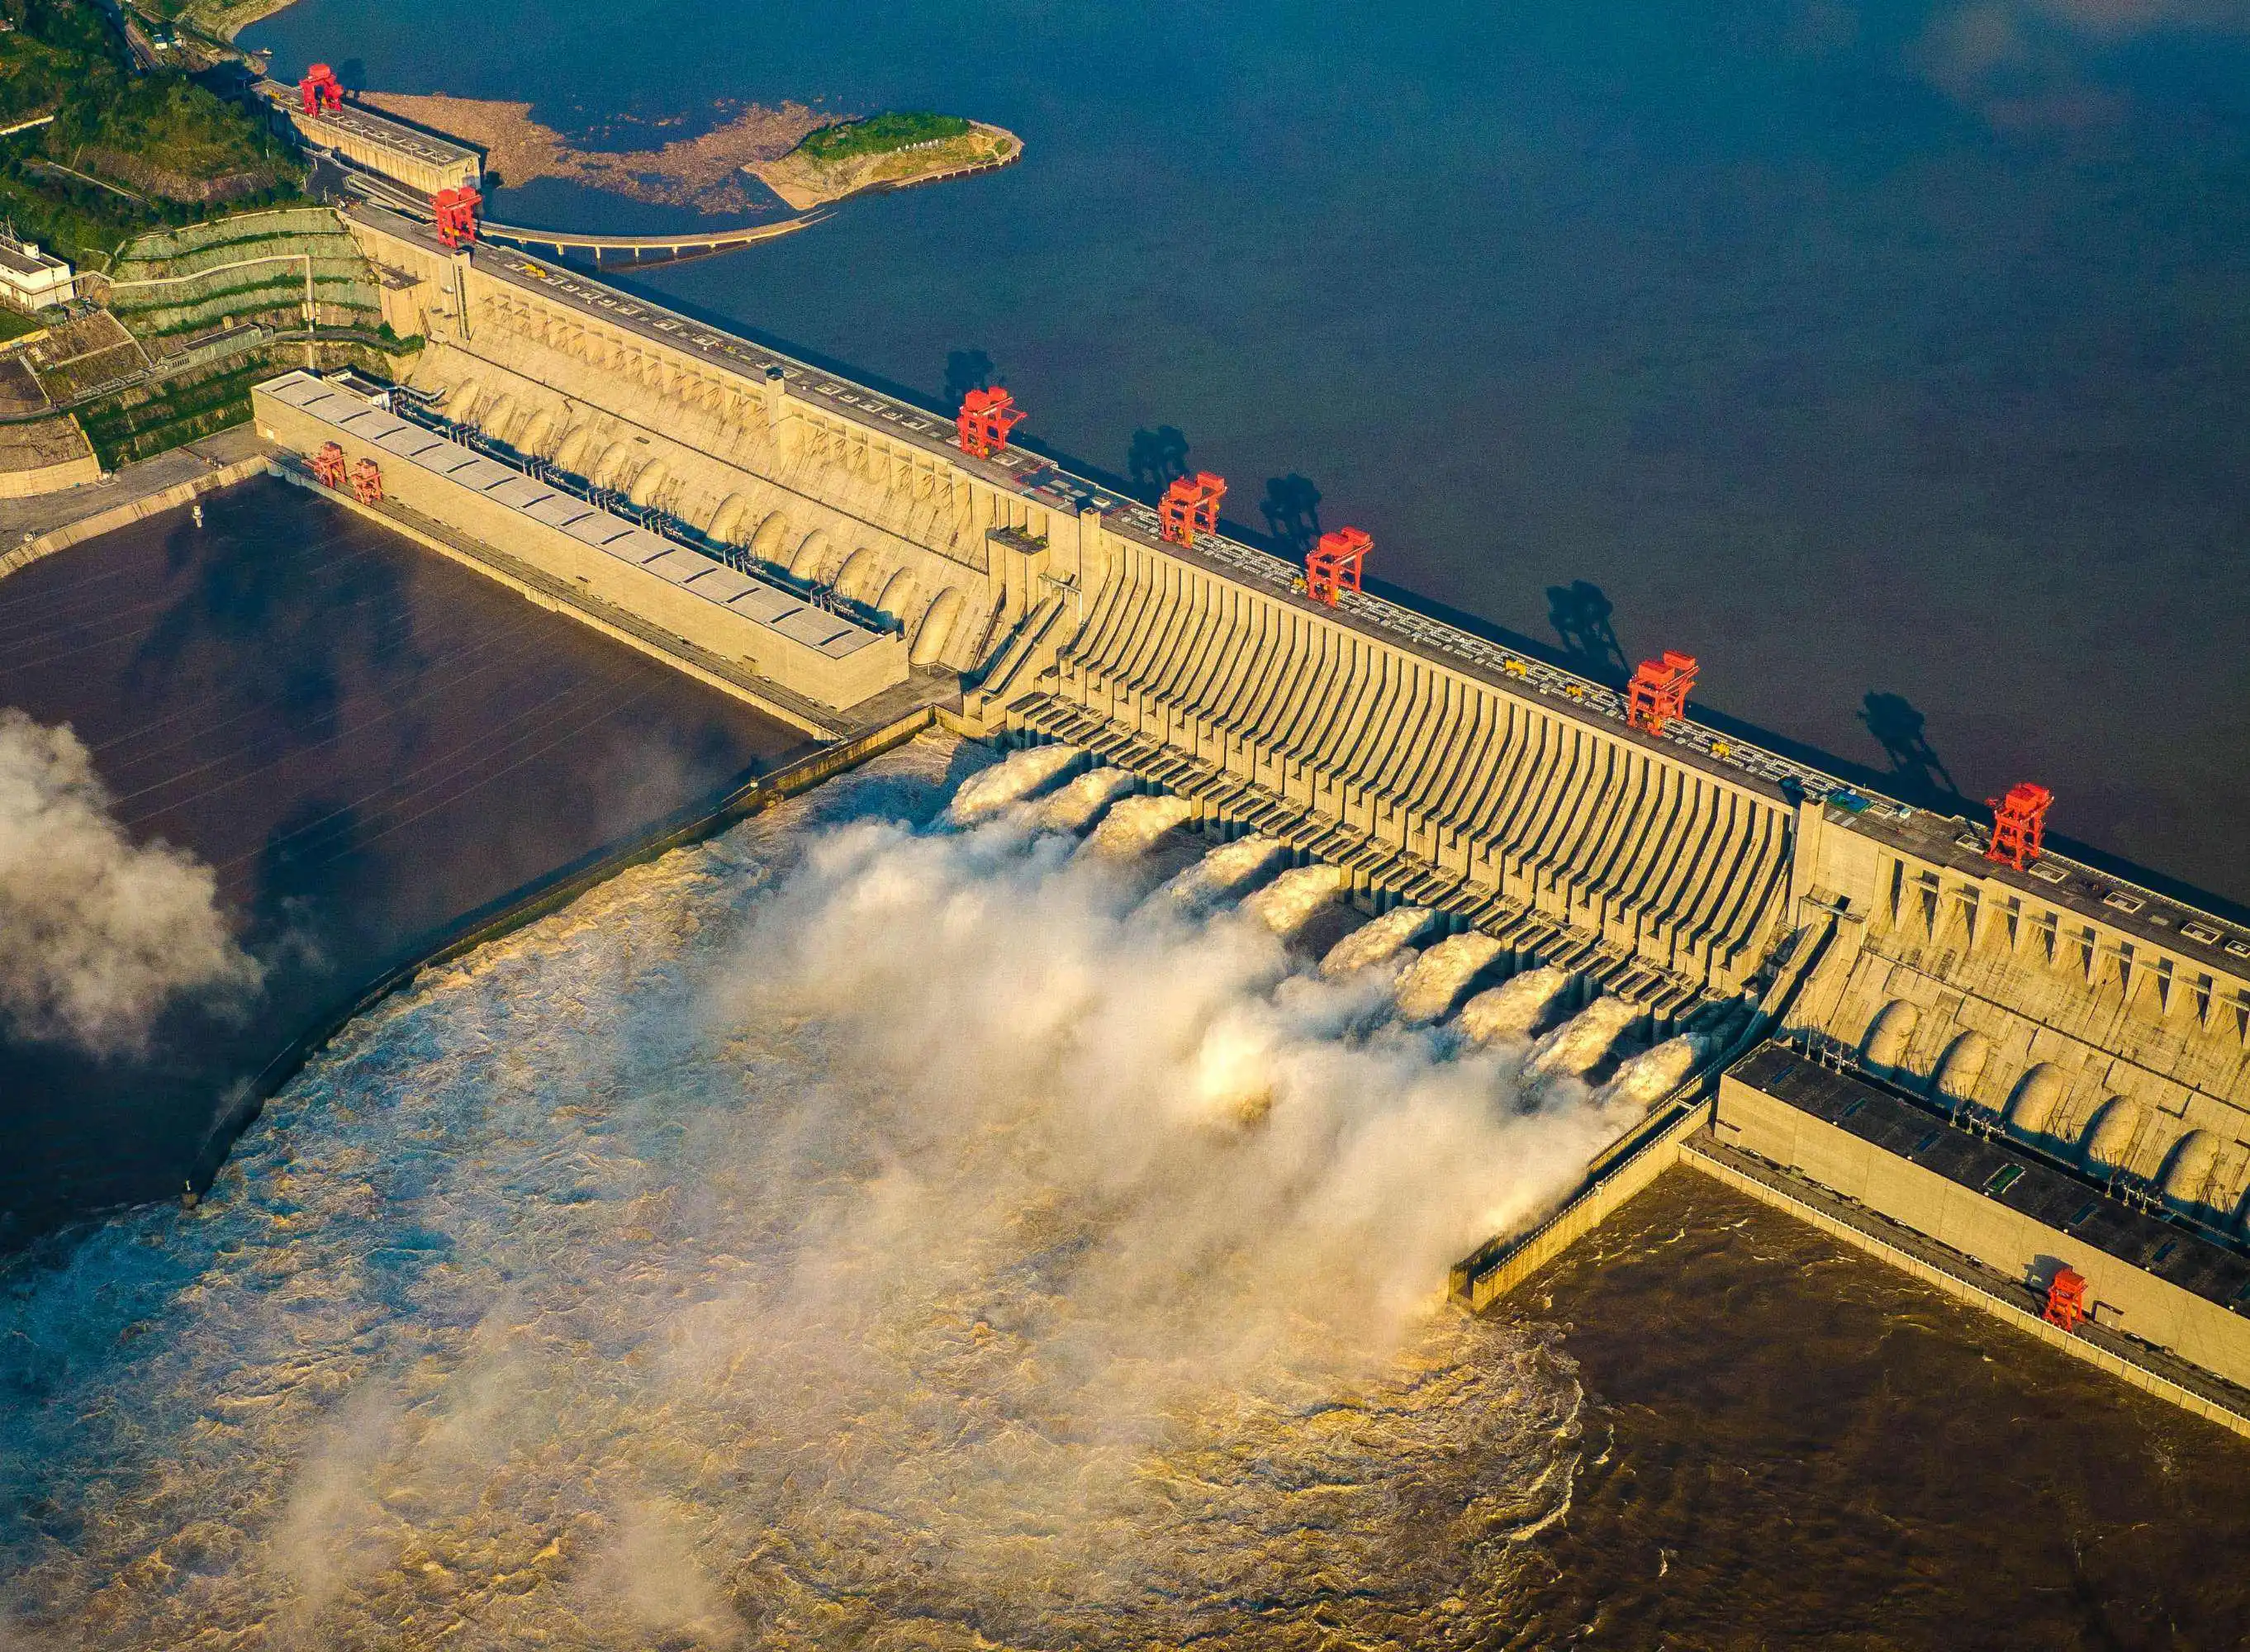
0 477 807 1246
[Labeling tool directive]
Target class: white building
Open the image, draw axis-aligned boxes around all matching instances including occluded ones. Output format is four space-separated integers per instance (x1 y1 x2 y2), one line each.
0 232 76 312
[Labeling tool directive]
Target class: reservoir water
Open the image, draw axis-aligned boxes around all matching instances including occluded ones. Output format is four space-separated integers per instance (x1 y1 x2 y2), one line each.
254 0 2250 909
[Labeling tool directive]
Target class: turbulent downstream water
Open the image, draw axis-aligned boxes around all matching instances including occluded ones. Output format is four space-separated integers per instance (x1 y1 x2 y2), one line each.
0 738 1628 1646
7 738 2247 1648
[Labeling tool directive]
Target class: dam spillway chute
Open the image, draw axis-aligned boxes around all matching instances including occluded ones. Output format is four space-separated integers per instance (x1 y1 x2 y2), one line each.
1156 835 1289 914
1455 966 1574 1047
1242 865 1343 940
1082 795 1193 859
1526 996 1642 1084
945 743 1085 826
1037 767 1137 835
1394 932 1506 1025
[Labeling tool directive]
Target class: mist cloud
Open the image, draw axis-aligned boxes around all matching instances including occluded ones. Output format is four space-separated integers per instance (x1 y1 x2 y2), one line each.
0 709 259 1053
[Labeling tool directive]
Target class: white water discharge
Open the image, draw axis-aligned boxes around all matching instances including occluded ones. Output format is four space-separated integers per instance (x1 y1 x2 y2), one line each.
1602 1034 1707 1109
1527 996 1643 1083
1318 906 1437 980
1156 833 1287 914
1395 933 1507 1025
1035 765 1137 834
1456 965 1574 1047
1241 862 1342 939
943 741 1081 824
1080 791 1193 857
0 738 1639 1650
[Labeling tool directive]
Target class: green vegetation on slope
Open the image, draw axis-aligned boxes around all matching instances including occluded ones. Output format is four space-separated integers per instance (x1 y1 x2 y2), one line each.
0 0 301 263
108 207 384 339
798 111 969 163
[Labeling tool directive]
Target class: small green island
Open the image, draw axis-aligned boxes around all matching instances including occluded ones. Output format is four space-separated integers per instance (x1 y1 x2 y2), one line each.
750 110 1020 211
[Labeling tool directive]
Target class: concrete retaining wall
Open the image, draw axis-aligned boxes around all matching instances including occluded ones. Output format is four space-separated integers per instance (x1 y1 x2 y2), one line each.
1716 1070 2250 1389
1682 1142 2250 1440
1450 1099 1716 1311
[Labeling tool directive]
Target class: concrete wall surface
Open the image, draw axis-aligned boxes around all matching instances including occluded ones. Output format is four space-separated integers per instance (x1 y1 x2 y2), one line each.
1716 1066 2250 1390
254 374 906 709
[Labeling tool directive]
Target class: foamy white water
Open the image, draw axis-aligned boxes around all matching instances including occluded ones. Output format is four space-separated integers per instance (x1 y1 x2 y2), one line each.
1528 996 1642 1082
1156 833 1286 913
1035 764 1137 833
1602 1033 1707 1108
1080 791 1191 857
944 741 1081 824
1458 966 1574 1047
1241 863 1341 938
1395 932 1507 1024
1319 906 1437 980
0 737 1624 1650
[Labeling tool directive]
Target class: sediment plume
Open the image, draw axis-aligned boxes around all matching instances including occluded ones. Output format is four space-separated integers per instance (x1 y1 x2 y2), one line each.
1242 862 1344 938
1456 966 1574 1047
1528 995 1642 1082
1037 766 1137 834
1081 793 1192 857
945 743 1081 824
1319 907 1437 980
1395 932 1507 1024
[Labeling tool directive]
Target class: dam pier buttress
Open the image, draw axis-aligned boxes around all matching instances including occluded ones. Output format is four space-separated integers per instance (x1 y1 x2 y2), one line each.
250 203 2250 1432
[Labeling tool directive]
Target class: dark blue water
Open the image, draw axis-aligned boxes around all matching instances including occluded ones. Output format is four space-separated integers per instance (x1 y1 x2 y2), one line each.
256 0 2250 907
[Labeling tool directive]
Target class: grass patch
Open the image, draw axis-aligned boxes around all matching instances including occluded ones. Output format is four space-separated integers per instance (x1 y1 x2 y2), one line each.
77 357 262 468
798 111 969 163
0 306 48 343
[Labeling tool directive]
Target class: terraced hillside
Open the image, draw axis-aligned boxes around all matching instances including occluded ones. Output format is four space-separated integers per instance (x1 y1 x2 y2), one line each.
106 207 386 344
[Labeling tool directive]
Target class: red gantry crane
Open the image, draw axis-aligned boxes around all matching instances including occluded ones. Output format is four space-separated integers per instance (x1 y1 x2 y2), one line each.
1626 650 1699 736
1986 781 2053 871
1304 526 1370 605
1158 472 1226 546
2044 1265 2088 1332
956 386 1024 458
433 186 483 249
300 63 344 116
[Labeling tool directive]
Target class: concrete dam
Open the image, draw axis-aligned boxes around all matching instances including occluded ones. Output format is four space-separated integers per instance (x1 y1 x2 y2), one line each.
254 205 2250 1431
